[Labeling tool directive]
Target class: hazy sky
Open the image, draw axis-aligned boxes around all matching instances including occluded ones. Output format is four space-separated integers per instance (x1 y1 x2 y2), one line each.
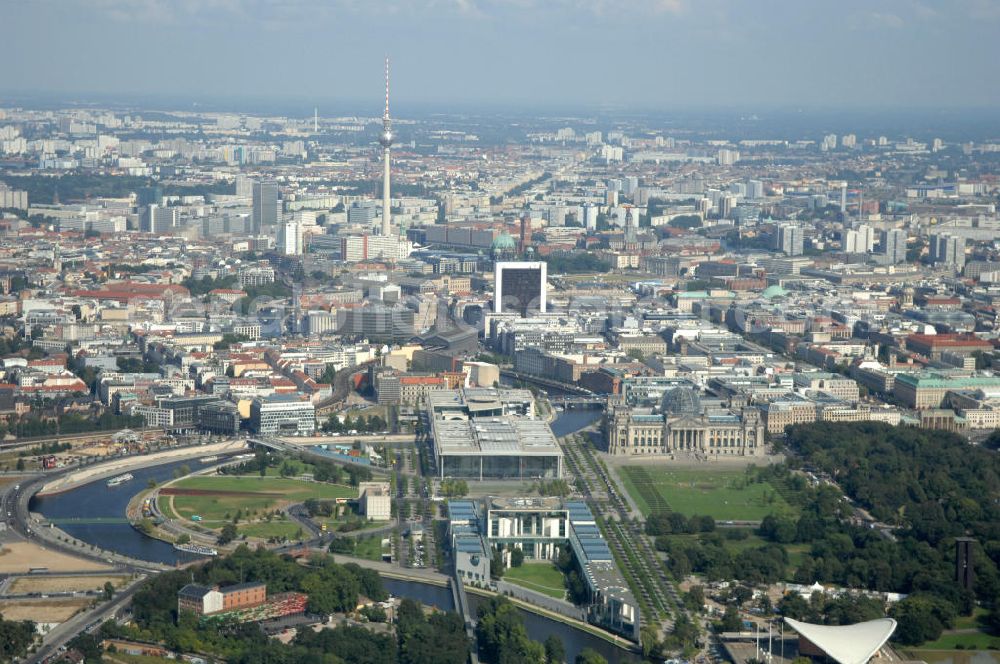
2 0 999 112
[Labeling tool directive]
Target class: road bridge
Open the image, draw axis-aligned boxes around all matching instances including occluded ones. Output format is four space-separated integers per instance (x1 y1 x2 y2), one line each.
549 395 607 409
500 370 594 395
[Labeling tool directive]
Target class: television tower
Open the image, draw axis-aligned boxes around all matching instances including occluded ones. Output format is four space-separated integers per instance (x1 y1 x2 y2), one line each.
379 56 394 237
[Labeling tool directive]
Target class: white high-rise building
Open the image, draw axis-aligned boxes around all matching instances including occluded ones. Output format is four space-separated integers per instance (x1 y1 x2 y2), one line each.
747 180 765 200
717 149 740 166
279 219 302 255
143 204 178 233
777 224 804 256
234 174 253 199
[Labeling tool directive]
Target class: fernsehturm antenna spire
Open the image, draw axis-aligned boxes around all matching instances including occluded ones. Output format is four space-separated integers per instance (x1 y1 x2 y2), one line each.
379 56 393 237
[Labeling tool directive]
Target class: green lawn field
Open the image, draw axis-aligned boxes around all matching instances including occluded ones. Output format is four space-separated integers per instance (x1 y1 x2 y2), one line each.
620 467 796 521
915 631 1000 650
503 562 566 600
164 476 356 523
238 520 305 541
354 535 388 561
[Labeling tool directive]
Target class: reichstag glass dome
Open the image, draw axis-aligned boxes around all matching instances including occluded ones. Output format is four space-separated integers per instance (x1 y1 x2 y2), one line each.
661 387 702 417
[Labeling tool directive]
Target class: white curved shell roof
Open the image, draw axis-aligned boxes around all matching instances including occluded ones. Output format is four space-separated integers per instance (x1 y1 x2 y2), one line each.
784 617 897 664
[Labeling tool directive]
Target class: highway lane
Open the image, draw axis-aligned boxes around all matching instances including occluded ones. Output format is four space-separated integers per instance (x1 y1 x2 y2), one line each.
26 579 144 664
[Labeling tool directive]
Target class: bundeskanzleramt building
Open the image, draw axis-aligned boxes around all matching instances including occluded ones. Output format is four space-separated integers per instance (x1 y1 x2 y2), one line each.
606 386 764 457
447 498 639 642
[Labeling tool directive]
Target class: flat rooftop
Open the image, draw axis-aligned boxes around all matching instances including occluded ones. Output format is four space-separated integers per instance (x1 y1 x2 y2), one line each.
490 496 563 511
433 417 562 458
426 387 535 412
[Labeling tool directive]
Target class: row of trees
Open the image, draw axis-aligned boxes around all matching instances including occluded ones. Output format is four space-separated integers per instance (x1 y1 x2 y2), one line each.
545 252 611 275
322 413 387 434
0 412 145 439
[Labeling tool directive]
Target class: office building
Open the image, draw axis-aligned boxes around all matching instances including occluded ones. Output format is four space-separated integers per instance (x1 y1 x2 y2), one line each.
249 394 315 436
279 219 302 255
252 181 279 234
717 148 740 166
880 229 907 264
234 174 253 198
0 184 28 210
358 482 392 521
348 201 378 227
845 224 875 254
777 224 804 256
142 204 178 233
427 388 561 480
339 234 411 262
494 261 547 316
931 233 966 271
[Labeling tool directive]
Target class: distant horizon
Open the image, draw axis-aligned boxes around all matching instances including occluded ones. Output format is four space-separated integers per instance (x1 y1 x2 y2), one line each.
3 0 1000 112
5 90 1000 143
4 89 1000 118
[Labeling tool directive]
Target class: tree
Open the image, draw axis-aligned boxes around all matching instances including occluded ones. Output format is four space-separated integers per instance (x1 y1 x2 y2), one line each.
218 523 238 545
891 594 956 645
103 581 115 601
0 617 36 661
684 585 705 613
475 596 544 663
575 648 608 664
544 635 565 664
719 604 743 632
510 547 524 568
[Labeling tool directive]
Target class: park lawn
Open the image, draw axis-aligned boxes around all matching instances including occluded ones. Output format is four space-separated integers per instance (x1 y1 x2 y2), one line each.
620 467 796 521
353 536 387 561
503 563 566 600
914 631 1000 650
238 520 305 540
168 476 356 522
952 607 989 630
315 515 384 534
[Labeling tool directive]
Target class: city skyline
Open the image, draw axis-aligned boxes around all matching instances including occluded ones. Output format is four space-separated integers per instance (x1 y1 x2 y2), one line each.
2 0 1000 110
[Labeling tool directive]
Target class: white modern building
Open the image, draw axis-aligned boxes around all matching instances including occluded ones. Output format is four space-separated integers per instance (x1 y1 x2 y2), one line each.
249 395 315 436
494 261 547 316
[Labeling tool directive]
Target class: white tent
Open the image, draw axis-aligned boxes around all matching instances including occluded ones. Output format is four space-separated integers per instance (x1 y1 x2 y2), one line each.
784 617 897 664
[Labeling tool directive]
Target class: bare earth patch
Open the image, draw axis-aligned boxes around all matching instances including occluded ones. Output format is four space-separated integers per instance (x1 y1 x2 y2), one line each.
0 542 111 574
9 574 129 594
0 598 92 622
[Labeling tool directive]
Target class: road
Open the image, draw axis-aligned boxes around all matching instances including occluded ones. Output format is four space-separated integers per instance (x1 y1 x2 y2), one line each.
27 579 144 664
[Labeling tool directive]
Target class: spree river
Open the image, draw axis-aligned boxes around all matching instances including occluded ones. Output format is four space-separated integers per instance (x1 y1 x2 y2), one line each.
31 456 223 565
381 578 640 664
30 410 637 661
